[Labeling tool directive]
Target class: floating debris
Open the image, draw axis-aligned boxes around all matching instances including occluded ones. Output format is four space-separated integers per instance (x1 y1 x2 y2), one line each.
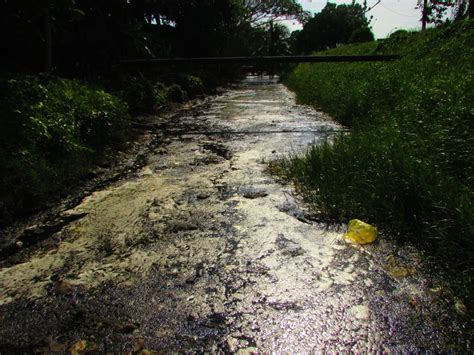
69 340 97 354
383 255 416 278
454 299 468 316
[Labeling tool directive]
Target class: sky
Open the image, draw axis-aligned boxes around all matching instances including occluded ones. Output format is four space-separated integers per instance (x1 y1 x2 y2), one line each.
284 0 425 38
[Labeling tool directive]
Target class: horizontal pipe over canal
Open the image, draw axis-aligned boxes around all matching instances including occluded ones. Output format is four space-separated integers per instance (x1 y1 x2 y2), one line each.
118 55 400 66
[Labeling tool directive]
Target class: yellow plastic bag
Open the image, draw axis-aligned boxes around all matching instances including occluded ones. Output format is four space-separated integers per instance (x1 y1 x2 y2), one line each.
343 219 378 245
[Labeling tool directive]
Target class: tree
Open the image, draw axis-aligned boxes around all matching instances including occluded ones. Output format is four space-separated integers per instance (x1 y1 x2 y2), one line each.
153 0 244 57
0 0 83 72
250 21 291 56
240 0 306 25
294 2 374 54
453 0 474 19
417 0 474 27
0 0 307 76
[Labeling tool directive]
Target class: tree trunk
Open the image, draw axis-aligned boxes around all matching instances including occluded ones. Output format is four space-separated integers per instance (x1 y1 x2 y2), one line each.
421 0 428 31
469 0 474 19
44 5 52 72
269 20 274 55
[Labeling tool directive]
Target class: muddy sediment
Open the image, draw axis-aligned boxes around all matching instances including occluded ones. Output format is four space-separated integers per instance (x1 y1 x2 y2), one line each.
0 77 471 352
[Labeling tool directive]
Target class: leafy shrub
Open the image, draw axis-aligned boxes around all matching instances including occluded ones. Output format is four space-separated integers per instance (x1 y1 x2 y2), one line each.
196 71 220 92
0 74 129 224
136 72 208 102
349 27 374 43
182 75 204 98
152 81 167 107
388 29 410 40
120 76 167 113
166 84 188 103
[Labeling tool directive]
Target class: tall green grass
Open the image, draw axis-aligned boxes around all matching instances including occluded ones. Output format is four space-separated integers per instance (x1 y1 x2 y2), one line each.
279 21 474 304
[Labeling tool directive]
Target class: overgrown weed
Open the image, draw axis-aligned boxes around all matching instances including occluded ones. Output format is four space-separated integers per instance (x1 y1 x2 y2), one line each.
280 20 474 308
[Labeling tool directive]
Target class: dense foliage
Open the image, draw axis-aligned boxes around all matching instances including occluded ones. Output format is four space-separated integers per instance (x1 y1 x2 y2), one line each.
0 0 303 76
418 0 474 24
0 75 129 224
0 70 221 225
279 20 474 304
290 2 374 54
0 0 305 225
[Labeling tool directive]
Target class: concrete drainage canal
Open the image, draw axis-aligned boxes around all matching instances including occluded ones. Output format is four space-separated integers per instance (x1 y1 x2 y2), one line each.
0 77 470 353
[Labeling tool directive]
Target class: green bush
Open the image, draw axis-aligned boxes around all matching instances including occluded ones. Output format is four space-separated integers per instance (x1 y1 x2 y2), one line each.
166 84 188 103
280 20 474 305
178 75 204 98
152 81 167 106
349 27 374 43
196 71 220 92
119 76 167 113
125 73 207 106
0 74 129 224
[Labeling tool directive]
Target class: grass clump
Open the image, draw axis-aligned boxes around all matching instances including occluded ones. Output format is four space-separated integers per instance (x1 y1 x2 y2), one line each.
0 74 129 225
280 20 474 305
